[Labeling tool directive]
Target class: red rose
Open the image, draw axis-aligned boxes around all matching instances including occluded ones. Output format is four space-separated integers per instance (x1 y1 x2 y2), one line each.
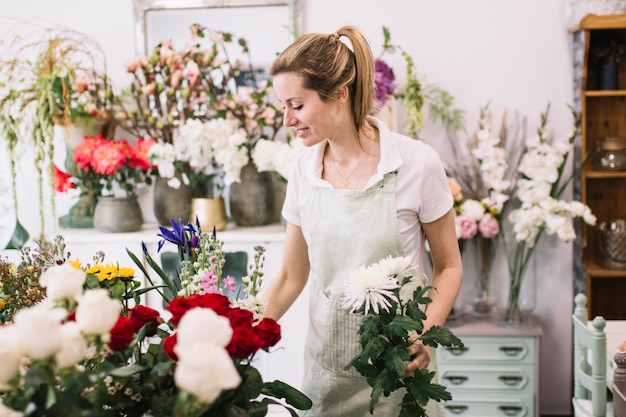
227 307 254 329
254 317 281 349
166 293 231 326
227 326 262 359
129 305 161 336
163 333 178 361
108 316 135 351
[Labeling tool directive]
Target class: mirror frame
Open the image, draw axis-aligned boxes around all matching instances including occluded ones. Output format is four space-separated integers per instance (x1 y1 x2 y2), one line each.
133 0 303 54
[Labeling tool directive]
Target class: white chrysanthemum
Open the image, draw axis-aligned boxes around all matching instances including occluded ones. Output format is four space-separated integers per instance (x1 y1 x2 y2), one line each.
376 256 414 279
341 264 400 314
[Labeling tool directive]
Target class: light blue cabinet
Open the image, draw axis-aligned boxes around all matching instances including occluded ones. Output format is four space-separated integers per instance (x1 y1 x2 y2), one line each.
437 318 543 417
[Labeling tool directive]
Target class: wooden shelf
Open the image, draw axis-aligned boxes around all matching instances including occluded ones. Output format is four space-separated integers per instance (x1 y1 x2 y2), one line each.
585 90 626 97
585 171 626 179
584 260 626 277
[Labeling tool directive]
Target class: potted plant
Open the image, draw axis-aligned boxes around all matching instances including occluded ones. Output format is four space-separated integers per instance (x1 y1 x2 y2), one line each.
53 135 156 233
0 20 119 238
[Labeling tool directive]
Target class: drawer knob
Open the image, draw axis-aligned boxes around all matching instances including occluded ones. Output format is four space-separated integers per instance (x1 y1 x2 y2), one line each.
446 346 469 355
498 405 524 416
443 375 468 385
445 404 469 414
499 346 523 356
498 375 523 386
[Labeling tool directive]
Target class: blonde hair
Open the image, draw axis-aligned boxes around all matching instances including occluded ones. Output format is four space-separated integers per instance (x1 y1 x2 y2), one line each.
270 26 376 134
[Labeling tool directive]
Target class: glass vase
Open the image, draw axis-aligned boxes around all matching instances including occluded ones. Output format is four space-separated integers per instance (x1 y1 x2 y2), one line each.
467 236 499 317
500 246 537 328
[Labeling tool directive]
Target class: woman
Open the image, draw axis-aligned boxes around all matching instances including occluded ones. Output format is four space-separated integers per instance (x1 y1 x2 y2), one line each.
262 25 463 416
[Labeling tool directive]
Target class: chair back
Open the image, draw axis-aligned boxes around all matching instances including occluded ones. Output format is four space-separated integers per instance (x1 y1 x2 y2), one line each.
572 293 607 417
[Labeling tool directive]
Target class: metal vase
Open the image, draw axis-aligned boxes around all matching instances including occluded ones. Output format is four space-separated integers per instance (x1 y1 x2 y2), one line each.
94 195 143 233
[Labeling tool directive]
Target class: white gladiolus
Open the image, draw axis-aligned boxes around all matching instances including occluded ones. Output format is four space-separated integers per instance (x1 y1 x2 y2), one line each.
0 326 22 385
39 263 86 302
75 289 122 336
176 308 233 348
174 342 241 404
13 303 66 360
55 322 88 369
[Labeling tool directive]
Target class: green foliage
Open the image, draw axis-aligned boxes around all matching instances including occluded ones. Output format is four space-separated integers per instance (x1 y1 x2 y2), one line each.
346 284 464 415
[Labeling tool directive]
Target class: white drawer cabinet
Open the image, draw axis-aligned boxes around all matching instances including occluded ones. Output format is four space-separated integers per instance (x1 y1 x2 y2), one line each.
437 318 543 417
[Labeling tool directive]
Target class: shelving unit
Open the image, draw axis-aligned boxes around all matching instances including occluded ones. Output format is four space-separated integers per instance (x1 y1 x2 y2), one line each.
572 14 626 319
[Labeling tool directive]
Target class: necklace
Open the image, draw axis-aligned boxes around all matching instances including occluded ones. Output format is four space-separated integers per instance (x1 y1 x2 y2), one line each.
330 155 367 187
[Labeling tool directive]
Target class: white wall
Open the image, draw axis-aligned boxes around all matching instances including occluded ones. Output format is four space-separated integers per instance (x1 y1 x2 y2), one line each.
1 0 582 414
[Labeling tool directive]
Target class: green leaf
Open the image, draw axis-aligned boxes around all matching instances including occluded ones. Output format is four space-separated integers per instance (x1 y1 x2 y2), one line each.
419 325 464 349
404 301 427 325
84 273 100 289
240 364 263 400
406 369 452 404
385 344 411 377
5 218 29 250
109 363 146 377
359 314 382 344
262 380 313 410
362 334 388 362
387 315 421 339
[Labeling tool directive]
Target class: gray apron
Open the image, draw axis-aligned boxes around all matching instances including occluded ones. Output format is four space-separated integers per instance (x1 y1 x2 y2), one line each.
299 171 442 417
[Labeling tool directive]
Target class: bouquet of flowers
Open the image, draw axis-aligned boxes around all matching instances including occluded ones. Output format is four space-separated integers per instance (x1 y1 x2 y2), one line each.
251 138 305 182
341 255 463 416
54 134 156 199
0 220 311 416
148 118 249 197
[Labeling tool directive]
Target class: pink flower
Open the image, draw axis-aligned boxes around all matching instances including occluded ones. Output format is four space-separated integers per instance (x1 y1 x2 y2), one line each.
125 58 141 72
447 177 463 201
72 74 89 93
478 213 500 239
455 215 478 241
141 84 155 96
209 31 224 44
184 61 200 86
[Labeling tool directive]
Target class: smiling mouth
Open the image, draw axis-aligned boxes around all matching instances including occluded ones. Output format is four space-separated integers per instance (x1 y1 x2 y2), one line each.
295 127 308 137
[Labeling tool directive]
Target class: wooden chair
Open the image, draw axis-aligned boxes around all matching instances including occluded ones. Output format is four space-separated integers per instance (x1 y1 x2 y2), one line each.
572 293 613 417
613 351 626 417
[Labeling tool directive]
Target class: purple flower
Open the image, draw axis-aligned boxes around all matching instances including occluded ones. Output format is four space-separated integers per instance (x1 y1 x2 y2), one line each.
374 59 395 109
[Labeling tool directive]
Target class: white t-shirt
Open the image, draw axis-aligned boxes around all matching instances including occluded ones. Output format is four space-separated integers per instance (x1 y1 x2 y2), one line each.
282 118 453 266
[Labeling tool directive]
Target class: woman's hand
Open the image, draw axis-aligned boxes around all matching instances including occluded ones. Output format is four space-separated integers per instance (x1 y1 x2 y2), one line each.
406 338 431 376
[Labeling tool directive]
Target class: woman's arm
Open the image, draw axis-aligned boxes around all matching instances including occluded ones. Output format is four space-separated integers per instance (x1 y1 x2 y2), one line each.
261 222 311 321
406 208 463 373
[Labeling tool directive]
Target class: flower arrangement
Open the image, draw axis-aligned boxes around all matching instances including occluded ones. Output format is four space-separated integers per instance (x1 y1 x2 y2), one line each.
251 138 305 182
0 21 119 237
501 105 596 324
149 118 249 197
120 24 284 149
375 26 465 137
341 255 463 416
0 221 311 416
54 135 156 199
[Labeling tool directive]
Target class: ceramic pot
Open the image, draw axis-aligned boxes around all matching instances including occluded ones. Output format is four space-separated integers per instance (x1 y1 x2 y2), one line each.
94 195 143 233
190 197 228 232
229 161 274 227
153 176 193 225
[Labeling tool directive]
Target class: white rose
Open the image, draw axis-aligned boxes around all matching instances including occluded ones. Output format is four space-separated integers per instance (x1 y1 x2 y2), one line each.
39 263 86 302
0 326 22 384
0 401 23 417
174 342 241 404
460 199 485 221
13 303 66 360
176 308 232 348
55 322 88 369
75 289 122 336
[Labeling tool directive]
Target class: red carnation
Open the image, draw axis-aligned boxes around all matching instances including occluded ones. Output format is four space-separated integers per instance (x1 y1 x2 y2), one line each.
254 317 281 349
108 316 135 351
129 305 161 336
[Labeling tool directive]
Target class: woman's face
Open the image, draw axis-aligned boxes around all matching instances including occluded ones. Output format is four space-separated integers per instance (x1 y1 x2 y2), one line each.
272 72 344 147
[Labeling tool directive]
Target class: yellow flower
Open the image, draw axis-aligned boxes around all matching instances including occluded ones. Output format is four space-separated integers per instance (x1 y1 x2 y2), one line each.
68 258 82 270
98 264 119 282
0 299 5 310
117 267 135 280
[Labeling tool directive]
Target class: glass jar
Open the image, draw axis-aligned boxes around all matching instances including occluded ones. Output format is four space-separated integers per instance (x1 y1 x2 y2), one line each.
592 137 626 171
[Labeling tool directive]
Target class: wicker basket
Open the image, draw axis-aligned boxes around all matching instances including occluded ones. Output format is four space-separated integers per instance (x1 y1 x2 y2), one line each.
570 0 626 23
598 220 626 269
